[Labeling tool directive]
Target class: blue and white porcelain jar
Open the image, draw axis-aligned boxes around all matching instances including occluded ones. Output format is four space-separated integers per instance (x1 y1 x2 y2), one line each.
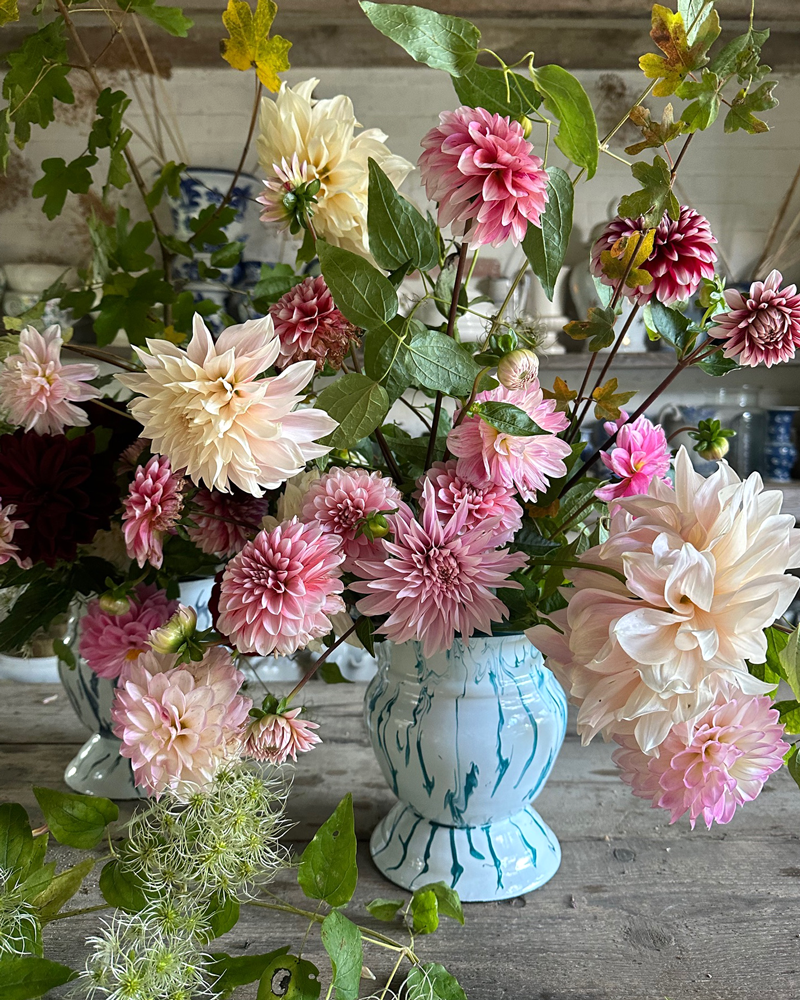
764 407 798 482
365 635 567 902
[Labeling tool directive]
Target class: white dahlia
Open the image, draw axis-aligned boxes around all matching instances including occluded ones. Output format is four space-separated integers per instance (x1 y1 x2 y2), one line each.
116 315 337 496
528 448 800 753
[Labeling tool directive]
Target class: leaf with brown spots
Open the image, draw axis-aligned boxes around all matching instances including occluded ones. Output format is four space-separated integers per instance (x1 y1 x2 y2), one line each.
592 378 637 421
625 103 683 155
542 376 577 413
639 3 720 97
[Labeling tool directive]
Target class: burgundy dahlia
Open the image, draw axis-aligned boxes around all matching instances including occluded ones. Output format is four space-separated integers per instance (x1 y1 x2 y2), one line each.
710 269 800 368
270 275 358 370
590 206 717 306
0 430 119 567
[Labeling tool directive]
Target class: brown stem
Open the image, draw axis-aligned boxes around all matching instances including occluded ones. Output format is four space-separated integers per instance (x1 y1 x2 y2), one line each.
758 159 800 274
284 619 361 704
62 342 139 372
670 133 694 183
666 424 696 443
567 352 599 443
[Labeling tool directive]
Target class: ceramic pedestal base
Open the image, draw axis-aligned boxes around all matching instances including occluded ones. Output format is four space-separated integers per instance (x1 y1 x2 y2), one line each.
64 733 143 799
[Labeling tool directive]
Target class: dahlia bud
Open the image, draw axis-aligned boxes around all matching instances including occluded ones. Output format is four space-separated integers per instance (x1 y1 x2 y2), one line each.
519 116 533 139
149 604 198 654
98 592 131 616
356 509 395 543
497 349 540 390
690 418 734 462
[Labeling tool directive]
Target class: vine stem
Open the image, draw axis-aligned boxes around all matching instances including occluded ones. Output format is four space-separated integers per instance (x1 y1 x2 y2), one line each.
48 903 111 922
283 618 361 705
479 256 529 351
62 342 139 372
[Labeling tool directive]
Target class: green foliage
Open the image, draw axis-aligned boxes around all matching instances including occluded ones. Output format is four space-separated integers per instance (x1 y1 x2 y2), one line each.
646 300 694 357
406 329 482 396
252 263 299 308
32 155 98 220
522 166 573 301
424 881 465 925
452 65 541 120
32 787 118 850
695 350 739 377
207 949 291 999
355 616 376 656
145 160 186 210
787 745 800 790
318 661 352 685
473 400 544 437
88 88 133 193
368 158 438 273
0 0 19 27
362 321 415 404
257 953 321 1000
94 270 174 346
220 0 292 91
409 888 439 934
360 1 480 76
779 626 800 701
774 700 800 735
297 794 358 908
747 626 790 688
321 911 362 1000
724 80 779 134
90 207 156 277
98 859 149 913
618 155 679 227
530 65 598 178
677 71 721 132
32 858 94 923
710 27 771 83
0 802 35 878
625 103 684 154
406 963 467 1000
115 0 194 37
0 956 76 1000
316 373 390 449
0 577 73 653
318 240 398 329
206 893 241 938
592 378 636 421
365 897 405 922
210 241 245 268
564 305 616 352
638 2 720 97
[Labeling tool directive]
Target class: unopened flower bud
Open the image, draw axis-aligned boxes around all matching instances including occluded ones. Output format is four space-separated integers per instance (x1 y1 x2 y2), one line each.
365 512 390 540
690 418 734 463
696 436 730 462
149 604 197 654
520 116 533 139
497 349 540 390
98 593 131 616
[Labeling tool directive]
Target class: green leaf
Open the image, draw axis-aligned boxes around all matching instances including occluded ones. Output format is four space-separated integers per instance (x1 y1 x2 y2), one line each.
0 579 73 654
410 888 439 935
146 159 185 210
522 166 573 301
407 329 482 396
257 954 321 1000
779 626 800 701
677 70 721 132
3 22 74 149
618 155 679 227
362 321 414 404
32 154 97 220
422 881 465 925
116 0 194 37
787 745 800 791
32 787 118 850
677 0 714 46
355 616 376 656
88 87 131 153
646 300 694 357
206 893 240 939
32 858 95 923
113 206 156 271
365 897 405 922
321 911 362 1000
319 662 352 685
452 64 542 120
297 793 358 908
748 626 789 688
0 0 19 27
638 3 720 97
316 373 390 450
406 963 467 1000
252 263 298 307
0 803 33 880
317 240 398 330
94 270 174 346
368 158 438 273
563 305 616 353
0 956 77 999
207 949 291 1000
474 400 544 437
210 241 245 268
99 859 148 913
530 65 598 179
696 350 739 377
625 103 684 155
360 1 479 76
724 80 779 135
710 27 770 82
0 106 10 173
592 377 636 422
774 700 800 735
189 203 238 249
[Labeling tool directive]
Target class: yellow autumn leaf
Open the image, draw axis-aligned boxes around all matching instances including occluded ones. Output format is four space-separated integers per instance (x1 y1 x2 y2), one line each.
0 0 19 27
221 0 292 92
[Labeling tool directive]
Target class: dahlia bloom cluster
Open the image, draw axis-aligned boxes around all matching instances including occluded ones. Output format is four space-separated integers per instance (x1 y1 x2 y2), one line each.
270 275 358 370
122 455 185 569
416 460 523 546
595 411 671 506
710 269 800 368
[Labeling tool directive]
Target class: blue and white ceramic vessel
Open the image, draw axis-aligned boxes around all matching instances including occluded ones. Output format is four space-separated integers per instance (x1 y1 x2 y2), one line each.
764 407 798 482
366 635 567 902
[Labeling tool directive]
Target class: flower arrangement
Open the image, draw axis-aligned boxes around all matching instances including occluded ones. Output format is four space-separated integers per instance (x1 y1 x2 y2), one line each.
2 0 800 996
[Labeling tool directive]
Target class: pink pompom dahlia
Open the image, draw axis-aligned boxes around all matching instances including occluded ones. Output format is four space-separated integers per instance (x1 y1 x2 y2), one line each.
243 708 321 764
613 695 788 828
710 269 800 368
301 466 406 572
270 275 358 370
186 487 269 558
419 106 548 248
79 584 179 680
447 382 572 502
416 460 523 546
595 412 671 505
217 519 345 656
590 206 717 306
0 500 29 569
122 455 185 569
352 480 528 657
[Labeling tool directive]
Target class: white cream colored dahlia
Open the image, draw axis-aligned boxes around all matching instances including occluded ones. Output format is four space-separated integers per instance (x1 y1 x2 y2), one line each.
256 78 413 258
528 448 800 753
116 315 337 496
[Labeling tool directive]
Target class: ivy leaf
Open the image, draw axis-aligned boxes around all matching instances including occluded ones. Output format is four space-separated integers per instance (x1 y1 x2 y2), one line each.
406 329 482 396
315 373 390 450
638 3 720 97
625 103 683 154
710 27 771 83
409 888 439 935
116 0 193 38
2 22 74 149
530 65 598 179
32 155 97 220
592 378 637 421
0 956 77 1000
365 898 405 922
206 949 290 1000
257 954 320 1000
618 155 679 227
542 376 578 413
724 80 779 135
221 0 292 91
145 160 185 210
406 963 467 1000
564 305 617 352
452 65 541 120
360 1 479 76
677 71 721 132
318 240 398 330
297 793 358 908
474 400 544 437
522 166 573 301
33 787 118 850
0 0 19 26
368 158 438 273
321 911 362 1000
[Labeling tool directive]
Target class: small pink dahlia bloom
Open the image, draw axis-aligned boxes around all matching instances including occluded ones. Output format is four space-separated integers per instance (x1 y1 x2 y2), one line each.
122 455 185 569
447 382 572 502
270 275 358 371
111 648 251 798
217 519 345 656
301 466 406 573
416 460 523 546
79 584 179 680
590 206 717 306
0 500 30 569
710 269 800 368
419 106 548 248
352 479 528 657
612 695 788 829
595 412 671 505
0 325 99 435
186 487 269 558
242 708 321 764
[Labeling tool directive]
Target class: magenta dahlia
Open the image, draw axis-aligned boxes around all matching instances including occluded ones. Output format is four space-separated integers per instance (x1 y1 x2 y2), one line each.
186 487 269 558
122 455 185 569
270 275 358 370
590 206 717 306
710 269 800 367
217 519 345 656
595 412 671 506
419 106 548 248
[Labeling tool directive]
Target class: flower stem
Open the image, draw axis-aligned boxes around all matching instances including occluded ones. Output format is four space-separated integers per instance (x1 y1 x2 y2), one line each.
350 345 403 481
480 257 528 351
62 342 139 372
283 618 361 705
48 903 111 922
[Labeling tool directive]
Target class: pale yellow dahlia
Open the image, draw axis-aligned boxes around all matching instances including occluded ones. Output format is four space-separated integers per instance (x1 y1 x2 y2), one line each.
116 315 337 496
256 78 413 258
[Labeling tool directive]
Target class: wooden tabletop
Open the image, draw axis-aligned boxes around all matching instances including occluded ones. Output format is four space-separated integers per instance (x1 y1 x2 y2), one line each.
2 678 799 1000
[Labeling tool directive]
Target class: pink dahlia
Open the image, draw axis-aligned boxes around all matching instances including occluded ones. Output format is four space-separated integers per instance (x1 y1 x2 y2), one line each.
301 466 406 573
186 487 269 558
595 412 671 505
416 460 523 546
0 500 29 569
111 648 251 798
710 269 800 368
351 479 528 656
122 455 185 569
590 206 717 306
270 276 358 370
217 519 345 656
613 695 788 828
0 325 99 434
242 707 321 764
447 382 572 502
419 106 548 248
79 584 179 680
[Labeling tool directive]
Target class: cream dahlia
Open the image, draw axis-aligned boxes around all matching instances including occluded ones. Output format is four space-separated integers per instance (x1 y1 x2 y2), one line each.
529 448 800 752
257 78 412 258
613 694 788 828
416 460 523 546
710 270 800 368
186 487 269 558
497 349 540 390
352 479 528 657
116 314 337 496
0 500 29 569
242 708 321 764
122 455 185 569
217 518 345 656
419 106 548 248
270 275 358 370
0 325 99 434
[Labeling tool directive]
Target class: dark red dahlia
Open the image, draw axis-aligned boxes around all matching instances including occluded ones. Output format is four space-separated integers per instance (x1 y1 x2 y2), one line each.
0 430 120 567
